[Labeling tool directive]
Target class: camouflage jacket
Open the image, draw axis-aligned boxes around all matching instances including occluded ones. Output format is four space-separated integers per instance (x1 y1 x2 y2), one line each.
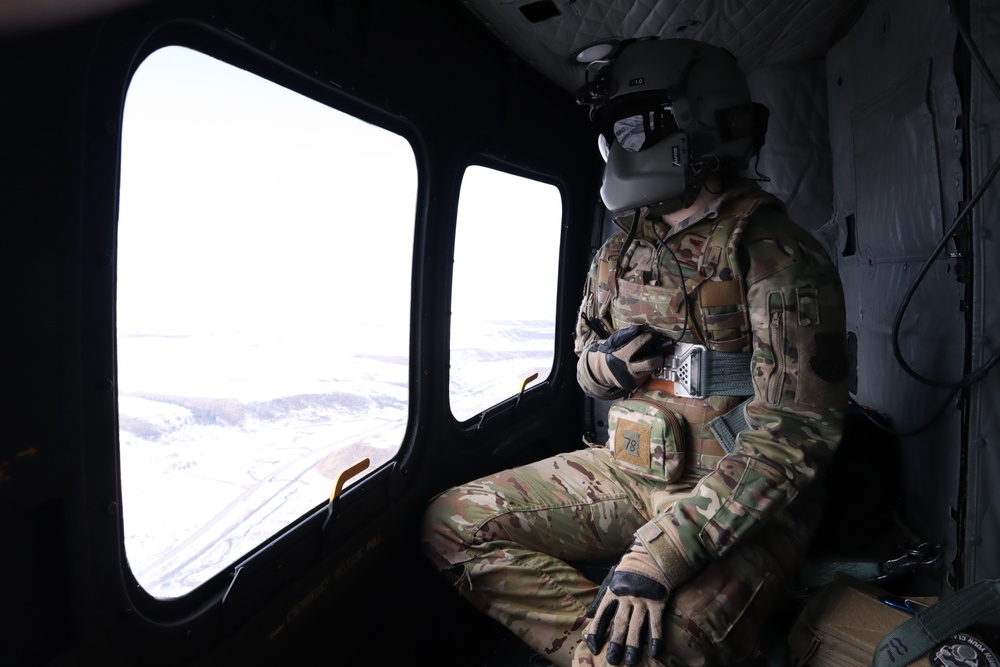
573 180 849 590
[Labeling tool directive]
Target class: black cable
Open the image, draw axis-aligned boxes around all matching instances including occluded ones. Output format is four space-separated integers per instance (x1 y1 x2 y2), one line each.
891 138 1000 389
651 221 691 345
948 0 1000 101
851 389 961 438
618 208 641 268
751 152 771 185
890 3 1000 389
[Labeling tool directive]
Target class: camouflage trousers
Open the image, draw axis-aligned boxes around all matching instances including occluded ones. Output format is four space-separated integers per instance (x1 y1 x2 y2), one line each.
421 445 816 667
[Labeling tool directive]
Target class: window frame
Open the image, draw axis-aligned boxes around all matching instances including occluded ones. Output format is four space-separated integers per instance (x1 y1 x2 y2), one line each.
115 45 419 601
441 157 575 451
80 16 428 633
447 162 566 425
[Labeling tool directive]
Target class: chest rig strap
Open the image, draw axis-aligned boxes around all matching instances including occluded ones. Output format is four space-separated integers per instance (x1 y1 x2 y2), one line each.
654 342 753 399
652 191 784 454
650 192 773 399
595 190 786 453
707 398 753 454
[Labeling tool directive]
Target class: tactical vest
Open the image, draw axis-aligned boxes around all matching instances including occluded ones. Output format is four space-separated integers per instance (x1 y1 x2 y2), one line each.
594 190 786 478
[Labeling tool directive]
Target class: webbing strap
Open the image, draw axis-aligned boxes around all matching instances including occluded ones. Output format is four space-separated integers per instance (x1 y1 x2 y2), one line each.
707 397 752 454
871 578 1000 667
658 345 752 399
701 350 753 396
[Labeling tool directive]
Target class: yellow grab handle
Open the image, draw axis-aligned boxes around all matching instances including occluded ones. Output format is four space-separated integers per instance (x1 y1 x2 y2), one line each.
329 458 371 502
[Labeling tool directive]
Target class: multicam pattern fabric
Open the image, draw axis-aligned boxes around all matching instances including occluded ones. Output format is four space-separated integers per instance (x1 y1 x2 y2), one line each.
422 181 848 667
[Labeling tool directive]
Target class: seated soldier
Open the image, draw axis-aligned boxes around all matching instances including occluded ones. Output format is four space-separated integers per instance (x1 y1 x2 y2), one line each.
422 37 848 667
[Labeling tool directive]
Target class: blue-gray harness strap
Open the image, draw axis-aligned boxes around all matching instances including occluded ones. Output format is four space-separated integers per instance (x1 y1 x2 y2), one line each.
871 578 1000 667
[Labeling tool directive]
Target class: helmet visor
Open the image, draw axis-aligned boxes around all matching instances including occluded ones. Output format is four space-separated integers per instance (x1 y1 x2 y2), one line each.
598 99 680 157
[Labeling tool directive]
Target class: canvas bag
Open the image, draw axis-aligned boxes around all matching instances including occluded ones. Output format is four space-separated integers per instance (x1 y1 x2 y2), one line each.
787 576 936 667
788 575 1000 667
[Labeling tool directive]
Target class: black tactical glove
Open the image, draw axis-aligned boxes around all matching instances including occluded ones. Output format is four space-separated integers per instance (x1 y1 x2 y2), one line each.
585 542 671 666
586 325 669 393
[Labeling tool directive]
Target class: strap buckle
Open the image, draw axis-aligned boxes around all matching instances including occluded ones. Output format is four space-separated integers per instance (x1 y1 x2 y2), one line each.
655 342 706 398
878 542 943 582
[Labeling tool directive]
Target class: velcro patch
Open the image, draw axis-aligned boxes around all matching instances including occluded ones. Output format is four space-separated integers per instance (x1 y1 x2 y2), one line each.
796 288 820 326
699 278 743 308
614 418 651 468
675 233 707 269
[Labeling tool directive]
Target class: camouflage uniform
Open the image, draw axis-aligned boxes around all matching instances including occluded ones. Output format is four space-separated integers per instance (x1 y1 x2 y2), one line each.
422 181 848 667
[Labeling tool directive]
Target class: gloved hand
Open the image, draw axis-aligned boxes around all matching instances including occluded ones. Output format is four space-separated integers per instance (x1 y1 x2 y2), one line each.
585 541 671 666
586 325 669 393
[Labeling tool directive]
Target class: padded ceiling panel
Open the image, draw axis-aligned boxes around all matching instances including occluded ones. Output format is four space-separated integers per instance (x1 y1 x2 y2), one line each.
459 0 869 94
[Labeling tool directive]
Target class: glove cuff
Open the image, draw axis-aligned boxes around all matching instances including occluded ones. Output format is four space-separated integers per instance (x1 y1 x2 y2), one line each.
618 541 670 588
585 345 624 390
577 350 624 400
634 522 692 591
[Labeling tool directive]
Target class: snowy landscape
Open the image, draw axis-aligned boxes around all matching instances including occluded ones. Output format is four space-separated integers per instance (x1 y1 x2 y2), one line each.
118 319 554 598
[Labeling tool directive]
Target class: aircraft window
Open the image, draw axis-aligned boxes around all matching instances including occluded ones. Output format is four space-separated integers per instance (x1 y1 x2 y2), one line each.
117 46 417 598
449 166 562 421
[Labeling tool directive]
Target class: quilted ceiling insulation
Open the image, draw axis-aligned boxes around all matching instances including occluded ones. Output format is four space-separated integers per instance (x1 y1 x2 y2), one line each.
458 0 870 95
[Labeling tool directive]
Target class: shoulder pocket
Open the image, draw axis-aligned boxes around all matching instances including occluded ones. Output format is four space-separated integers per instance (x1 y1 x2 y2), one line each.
607 397 688 482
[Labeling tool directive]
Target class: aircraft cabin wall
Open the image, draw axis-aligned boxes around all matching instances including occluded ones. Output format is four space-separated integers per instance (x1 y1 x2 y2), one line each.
827 0 966 589
744 0 1000 595
822 0 1000 592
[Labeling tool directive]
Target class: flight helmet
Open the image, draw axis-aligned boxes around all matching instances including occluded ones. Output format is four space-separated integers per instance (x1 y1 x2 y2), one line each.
578 38 768 215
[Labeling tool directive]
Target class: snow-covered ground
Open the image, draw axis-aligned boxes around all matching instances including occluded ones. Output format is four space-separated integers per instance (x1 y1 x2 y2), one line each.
118 319 553 598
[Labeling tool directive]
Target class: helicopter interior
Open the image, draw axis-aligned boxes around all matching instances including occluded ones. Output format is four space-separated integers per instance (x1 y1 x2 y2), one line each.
2 0 999 665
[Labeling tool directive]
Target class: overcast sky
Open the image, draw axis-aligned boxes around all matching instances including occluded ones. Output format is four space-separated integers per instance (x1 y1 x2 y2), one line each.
118 46 562 336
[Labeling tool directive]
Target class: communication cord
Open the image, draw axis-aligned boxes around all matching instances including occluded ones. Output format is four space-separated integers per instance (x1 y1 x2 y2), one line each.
869 1 1000 434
